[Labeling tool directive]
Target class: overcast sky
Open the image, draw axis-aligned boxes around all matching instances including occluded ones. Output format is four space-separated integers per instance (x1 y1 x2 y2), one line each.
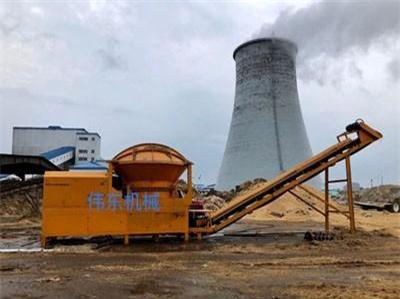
0 0 399 187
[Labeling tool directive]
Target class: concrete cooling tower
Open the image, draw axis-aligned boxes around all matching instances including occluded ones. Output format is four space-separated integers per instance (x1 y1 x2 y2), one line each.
217 38 316 190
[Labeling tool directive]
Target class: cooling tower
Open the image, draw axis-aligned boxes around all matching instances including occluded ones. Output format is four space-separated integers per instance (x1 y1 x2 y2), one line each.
217 38 316 190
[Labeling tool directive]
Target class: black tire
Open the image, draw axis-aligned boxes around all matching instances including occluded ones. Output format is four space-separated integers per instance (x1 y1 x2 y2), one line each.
390 201 400 213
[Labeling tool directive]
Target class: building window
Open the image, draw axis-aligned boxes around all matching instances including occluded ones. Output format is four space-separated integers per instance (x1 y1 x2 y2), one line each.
78 157 87 161
91 149 95 153
91 157 94 161
92 137 95 141
79 137 88 141
79 149 88 153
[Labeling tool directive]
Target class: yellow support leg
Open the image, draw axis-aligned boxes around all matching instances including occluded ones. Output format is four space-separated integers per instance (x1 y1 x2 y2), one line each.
153 234 159 242
41 236 47 248
345 156 356 233
124 235 130 245
325 169 330 232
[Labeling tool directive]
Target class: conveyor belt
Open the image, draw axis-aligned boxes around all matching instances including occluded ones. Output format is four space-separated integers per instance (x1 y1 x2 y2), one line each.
191 120 382 234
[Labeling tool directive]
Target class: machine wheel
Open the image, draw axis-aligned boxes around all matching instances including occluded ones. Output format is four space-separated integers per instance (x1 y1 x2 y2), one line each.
390 201 400 213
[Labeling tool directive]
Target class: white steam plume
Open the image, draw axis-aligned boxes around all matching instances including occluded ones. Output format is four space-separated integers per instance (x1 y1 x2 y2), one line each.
254 0 400 84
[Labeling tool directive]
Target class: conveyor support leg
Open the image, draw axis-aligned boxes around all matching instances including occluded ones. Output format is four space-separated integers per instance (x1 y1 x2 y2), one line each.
41 236 47 248
346 157 356 233
124 235 129 245
325 169 329 232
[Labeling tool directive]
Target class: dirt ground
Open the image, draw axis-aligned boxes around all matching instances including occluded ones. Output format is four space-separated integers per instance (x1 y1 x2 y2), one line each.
1 181 399 298
1 209 399 299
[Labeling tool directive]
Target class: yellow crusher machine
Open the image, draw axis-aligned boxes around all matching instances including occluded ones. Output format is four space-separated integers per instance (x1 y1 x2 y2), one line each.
41 120 382 246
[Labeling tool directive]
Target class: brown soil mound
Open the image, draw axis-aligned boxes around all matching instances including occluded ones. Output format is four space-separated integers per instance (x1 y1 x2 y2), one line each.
0 180 42 218
354 184 400 204
202 195 225 211
197 178 268 210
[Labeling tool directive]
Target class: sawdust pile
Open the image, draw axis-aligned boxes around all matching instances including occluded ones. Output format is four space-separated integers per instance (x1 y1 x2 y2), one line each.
233 180 331 220
245 185 332 221
197 179 400 237
196 178 326 215
198 178 345 220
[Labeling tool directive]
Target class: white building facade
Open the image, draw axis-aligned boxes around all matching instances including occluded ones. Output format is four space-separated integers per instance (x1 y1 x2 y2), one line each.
12 126 101 164
75 132 101 163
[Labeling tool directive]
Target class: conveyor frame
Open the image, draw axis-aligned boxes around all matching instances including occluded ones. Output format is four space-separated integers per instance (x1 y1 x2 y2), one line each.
190 120 382 237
